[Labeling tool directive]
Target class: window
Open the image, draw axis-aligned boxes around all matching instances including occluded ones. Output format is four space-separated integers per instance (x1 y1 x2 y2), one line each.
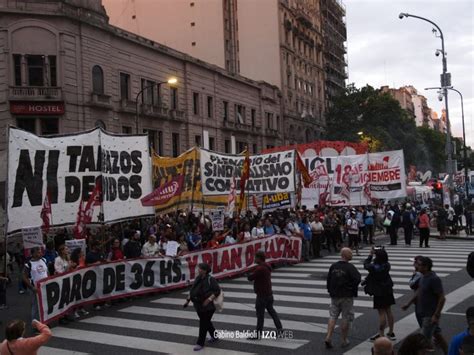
237 141 246 153
252 144 258 154
122 126 132 134
172 133 180 157
41 118 59 135
266 112 274 129
141 79 158 105
287 73 291 86
224 139 231 153
143 129 157 151
92 65 104 94
223 101 228 121
193 92 200 115
17 118 36 134
170 87 178 110
27 55 45 86
13 54 22 86
276 115 280 130
157 131 163 156
195 135 201 146
49 56 57 86
294 77 298 90
120 72 130 100
235 105 245 124
209 137 215 151
251 109 256 127
207 96 213 118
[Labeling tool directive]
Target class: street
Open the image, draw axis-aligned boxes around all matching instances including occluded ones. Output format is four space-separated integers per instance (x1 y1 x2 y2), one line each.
11 237 470 355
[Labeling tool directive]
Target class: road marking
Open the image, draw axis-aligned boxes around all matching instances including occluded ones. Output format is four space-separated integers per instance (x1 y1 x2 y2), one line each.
311 259 466 267
39 348 90 355
344 281 474 355
80 316 309 350
52 327 254 355
290 265 460 272
152 297 364 319
119 305 329 333
277 266 451 277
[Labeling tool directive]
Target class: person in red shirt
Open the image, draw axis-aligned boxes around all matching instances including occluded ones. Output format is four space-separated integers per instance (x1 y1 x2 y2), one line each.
418 208 431 248
247 250 283 339
107 238 125 261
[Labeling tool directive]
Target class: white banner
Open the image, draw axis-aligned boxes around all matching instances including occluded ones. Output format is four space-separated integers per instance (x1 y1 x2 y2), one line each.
37 234 302 323
7 127 154 234
301 150 407 207
65 239 87 255
210 208 225 231
200 149 296 196
22 226 43 249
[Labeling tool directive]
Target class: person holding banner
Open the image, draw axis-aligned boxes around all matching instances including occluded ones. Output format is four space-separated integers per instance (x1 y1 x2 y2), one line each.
23 247 49 323
184 263 221 351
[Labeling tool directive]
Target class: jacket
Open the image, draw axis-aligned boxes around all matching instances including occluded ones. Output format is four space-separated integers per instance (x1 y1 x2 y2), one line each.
326 260 361 298
363 255 394 297
189 274 221 312
248 263 273 298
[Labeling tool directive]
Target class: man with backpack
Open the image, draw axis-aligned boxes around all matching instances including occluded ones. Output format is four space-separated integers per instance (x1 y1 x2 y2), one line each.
324 247 361 349
23 247 49 322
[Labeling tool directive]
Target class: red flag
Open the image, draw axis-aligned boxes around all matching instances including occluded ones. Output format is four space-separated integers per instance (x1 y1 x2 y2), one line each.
252 195 258 210
296 153 312 188
74 179 102 239
40 190 52 233
238 149 250 214
141 175 184 206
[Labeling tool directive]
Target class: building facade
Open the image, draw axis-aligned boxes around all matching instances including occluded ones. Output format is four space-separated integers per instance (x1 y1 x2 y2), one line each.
0 0 284 158
103 0 348 145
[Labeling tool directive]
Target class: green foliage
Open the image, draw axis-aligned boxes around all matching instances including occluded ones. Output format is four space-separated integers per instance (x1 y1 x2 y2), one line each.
324 84 470 174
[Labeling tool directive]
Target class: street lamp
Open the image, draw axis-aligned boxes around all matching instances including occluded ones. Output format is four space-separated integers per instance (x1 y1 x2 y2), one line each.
425 86 468 200
399 12 454 204
135 77 178 133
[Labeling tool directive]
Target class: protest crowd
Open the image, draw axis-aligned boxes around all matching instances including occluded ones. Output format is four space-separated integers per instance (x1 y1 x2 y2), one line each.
1 197 474 354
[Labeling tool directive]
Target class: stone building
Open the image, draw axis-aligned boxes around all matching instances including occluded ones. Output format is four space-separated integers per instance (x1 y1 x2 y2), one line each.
103 0 349 145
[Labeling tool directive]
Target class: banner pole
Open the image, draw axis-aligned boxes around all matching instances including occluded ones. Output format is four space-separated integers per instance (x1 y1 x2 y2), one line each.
3 126 11 280
190 148 197 215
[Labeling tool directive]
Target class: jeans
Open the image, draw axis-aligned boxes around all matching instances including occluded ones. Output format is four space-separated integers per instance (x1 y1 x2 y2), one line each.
311 233 321 257
389 226 398 245
403 225 413 245
419 228 430 247
365 224 374 244
31 290 39 321
196 309 216 346
302 239 311 260
421 316 441 346
256 295 282 332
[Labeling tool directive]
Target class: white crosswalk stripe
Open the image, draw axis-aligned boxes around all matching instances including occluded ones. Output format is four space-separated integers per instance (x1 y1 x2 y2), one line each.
44 239 471 354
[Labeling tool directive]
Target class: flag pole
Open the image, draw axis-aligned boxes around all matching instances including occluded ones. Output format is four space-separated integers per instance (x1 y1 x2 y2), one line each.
3 126 11 280
190 148 197 215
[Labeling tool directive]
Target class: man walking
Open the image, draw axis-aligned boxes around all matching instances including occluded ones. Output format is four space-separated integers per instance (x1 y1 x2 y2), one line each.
402 256 448 354
247 250 283 339
324 247 361 349
448 307 474 355
402 203 414 246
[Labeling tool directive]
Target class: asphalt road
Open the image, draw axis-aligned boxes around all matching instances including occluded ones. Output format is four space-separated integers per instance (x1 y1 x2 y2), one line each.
1 234 473 355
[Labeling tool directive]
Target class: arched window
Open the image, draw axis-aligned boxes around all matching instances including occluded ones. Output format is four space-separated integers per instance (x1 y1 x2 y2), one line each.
92 65 104 94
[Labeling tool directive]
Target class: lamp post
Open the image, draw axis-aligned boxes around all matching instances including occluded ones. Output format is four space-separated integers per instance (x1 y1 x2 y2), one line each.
135 77 178 134
425 86 468 200
399 13 454 204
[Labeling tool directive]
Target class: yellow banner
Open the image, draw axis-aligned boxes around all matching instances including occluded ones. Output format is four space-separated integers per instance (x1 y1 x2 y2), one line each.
152 148 227 214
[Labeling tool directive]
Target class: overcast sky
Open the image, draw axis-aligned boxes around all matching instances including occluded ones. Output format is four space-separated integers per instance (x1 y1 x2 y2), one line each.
345 0 473 147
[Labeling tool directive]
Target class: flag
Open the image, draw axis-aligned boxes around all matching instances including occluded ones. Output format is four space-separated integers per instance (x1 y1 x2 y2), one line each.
296 153 312 188
226 171 237 216
74 179 102 239
238 149 250 214
252 195 258 210
40 190 52 233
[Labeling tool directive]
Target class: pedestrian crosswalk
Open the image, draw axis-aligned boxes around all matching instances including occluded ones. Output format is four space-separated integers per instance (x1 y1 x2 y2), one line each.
42 238 473 354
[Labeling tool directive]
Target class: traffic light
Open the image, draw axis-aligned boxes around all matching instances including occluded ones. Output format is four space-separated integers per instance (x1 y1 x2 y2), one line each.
432 181 443 194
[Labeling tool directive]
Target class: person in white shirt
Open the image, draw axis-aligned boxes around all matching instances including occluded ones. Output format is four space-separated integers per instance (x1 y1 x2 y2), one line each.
23 247 49 322
54 245 70 274
251 220 265 238
310 215 324 258
141 235 159 257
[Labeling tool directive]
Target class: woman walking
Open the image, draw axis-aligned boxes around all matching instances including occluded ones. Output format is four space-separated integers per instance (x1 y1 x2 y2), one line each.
364 247 396 341
418 208 431 248
184 263 221 351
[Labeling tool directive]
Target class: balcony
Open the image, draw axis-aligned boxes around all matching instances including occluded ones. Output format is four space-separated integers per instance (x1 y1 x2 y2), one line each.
169 109 185 121
222 120 261 134
141 103 169 119
89 92 112 109
119 99 137 113
265 128 280 138
9 86 62 101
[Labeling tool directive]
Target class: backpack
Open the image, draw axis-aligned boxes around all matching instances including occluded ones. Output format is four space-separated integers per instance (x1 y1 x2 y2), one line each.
467 252 474 278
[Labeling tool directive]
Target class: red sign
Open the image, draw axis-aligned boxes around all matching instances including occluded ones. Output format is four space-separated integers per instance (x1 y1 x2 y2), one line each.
141 175 184 206
10 101 65 115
